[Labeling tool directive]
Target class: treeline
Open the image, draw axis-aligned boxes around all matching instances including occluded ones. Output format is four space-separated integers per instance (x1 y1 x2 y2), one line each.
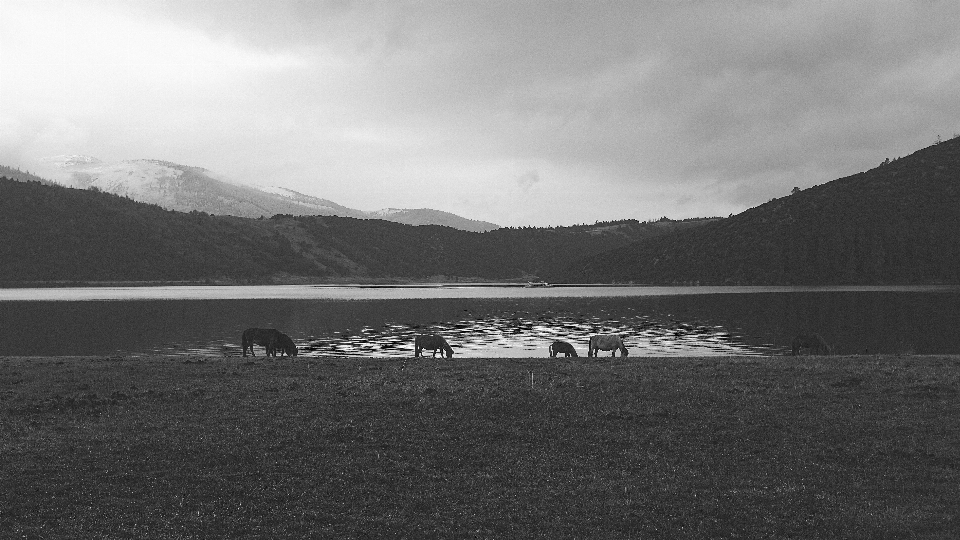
558 137 960 285
253 214 658 279
0 179 683 283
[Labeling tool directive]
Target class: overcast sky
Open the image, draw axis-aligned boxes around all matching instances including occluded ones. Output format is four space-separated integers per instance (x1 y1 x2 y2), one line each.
2 1 959 227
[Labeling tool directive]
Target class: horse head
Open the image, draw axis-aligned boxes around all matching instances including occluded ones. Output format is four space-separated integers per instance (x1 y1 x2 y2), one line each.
277 333 298 357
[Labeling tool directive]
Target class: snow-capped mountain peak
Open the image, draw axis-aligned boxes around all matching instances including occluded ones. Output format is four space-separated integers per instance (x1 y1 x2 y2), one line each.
370 208 405 217
39 154 102 168
32 156 499 231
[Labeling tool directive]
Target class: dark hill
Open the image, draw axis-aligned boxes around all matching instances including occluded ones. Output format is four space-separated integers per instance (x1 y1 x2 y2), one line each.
556 137 960 285
0 179 294 282
0 180 707 283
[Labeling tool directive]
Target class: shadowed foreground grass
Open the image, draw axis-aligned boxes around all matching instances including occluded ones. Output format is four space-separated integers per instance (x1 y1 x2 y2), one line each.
2 355 959 538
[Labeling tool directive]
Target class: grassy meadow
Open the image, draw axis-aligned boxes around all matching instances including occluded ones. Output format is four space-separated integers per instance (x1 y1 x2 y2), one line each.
2 354 959 538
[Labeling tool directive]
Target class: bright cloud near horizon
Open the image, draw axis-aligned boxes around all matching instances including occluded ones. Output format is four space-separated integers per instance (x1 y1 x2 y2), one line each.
2 0 959 227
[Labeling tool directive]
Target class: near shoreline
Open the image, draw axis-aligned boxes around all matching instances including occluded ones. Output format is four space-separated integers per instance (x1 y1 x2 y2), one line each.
3 354 959 537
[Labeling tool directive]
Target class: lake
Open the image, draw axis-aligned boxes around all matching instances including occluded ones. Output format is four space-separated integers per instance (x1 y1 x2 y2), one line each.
1 285 958 358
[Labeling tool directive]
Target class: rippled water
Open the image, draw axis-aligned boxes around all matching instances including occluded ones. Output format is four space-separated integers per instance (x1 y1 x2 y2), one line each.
301 309 764 358
2 285 959 357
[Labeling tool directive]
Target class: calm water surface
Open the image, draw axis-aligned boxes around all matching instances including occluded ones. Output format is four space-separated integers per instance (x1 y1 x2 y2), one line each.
1 285 958 358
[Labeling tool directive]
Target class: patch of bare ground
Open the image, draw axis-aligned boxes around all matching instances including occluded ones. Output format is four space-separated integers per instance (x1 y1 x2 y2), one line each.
2 354 959 538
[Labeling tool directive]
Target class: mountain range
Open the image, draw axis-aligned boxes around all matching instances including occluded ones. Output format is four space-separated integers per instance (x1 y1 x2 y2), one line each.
0 174 700 283
3 136 958 285
31 156 500 232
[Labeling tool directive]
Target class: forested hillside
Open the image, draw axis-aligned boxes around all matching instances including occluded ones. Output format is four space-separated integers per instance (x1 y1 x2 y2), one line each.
557 138 960 285
0 179 294 282
0 165 57 186
6 137 958 285
0 179 703 283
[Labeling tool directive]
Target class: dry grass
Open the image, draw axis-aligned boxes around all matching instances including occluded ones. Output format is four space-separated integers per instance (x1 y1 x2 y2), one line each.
2 354 959 538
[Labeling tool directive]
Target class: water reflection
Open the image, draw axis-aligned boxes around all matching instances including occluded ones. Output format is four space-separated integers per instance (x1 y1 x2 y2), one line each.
297 309 766 358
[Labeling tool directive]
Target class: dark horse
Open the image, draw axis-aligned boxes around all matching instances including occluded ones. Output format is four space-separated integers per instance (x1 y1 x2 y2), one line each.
588 334 629 357
791 333 832 356
549 340 578 357
414 334 454 358
242 328 289 357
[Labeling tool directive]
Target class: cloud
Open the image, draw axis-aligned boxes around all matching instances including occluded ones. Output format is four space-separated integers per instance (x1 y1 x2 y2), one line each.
516 170 540 192
0 0 312 161
3 1 959 227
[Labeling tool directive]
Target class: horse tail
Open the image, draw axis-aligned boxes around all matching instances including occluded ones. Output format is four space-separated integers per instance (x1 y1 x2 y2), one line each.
241 329 252 356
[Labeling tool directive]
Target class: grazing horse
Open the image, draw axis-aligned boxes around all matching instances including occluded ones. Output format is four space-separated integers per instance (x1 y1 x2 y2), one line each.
414 334 454 358
242 328 284 357
791 333 832 356
549 340 578 357
275 332 298 357
588 334 629 357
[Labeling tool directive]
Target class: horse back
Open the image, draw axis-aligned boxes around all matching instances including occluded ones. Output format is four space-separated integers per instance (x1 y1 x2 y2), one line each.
243 328 281 345
591 334 623 349
416 334 445 349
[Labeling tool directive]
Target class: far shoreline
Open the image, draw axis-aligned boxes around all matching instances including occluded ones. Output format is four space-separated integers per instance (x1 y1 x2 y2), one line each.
4 278 960 289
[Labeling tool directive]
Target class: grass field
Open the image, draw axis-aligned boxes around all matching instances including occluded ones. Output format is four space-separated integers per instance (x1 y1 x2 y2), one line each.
2 354 959 538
